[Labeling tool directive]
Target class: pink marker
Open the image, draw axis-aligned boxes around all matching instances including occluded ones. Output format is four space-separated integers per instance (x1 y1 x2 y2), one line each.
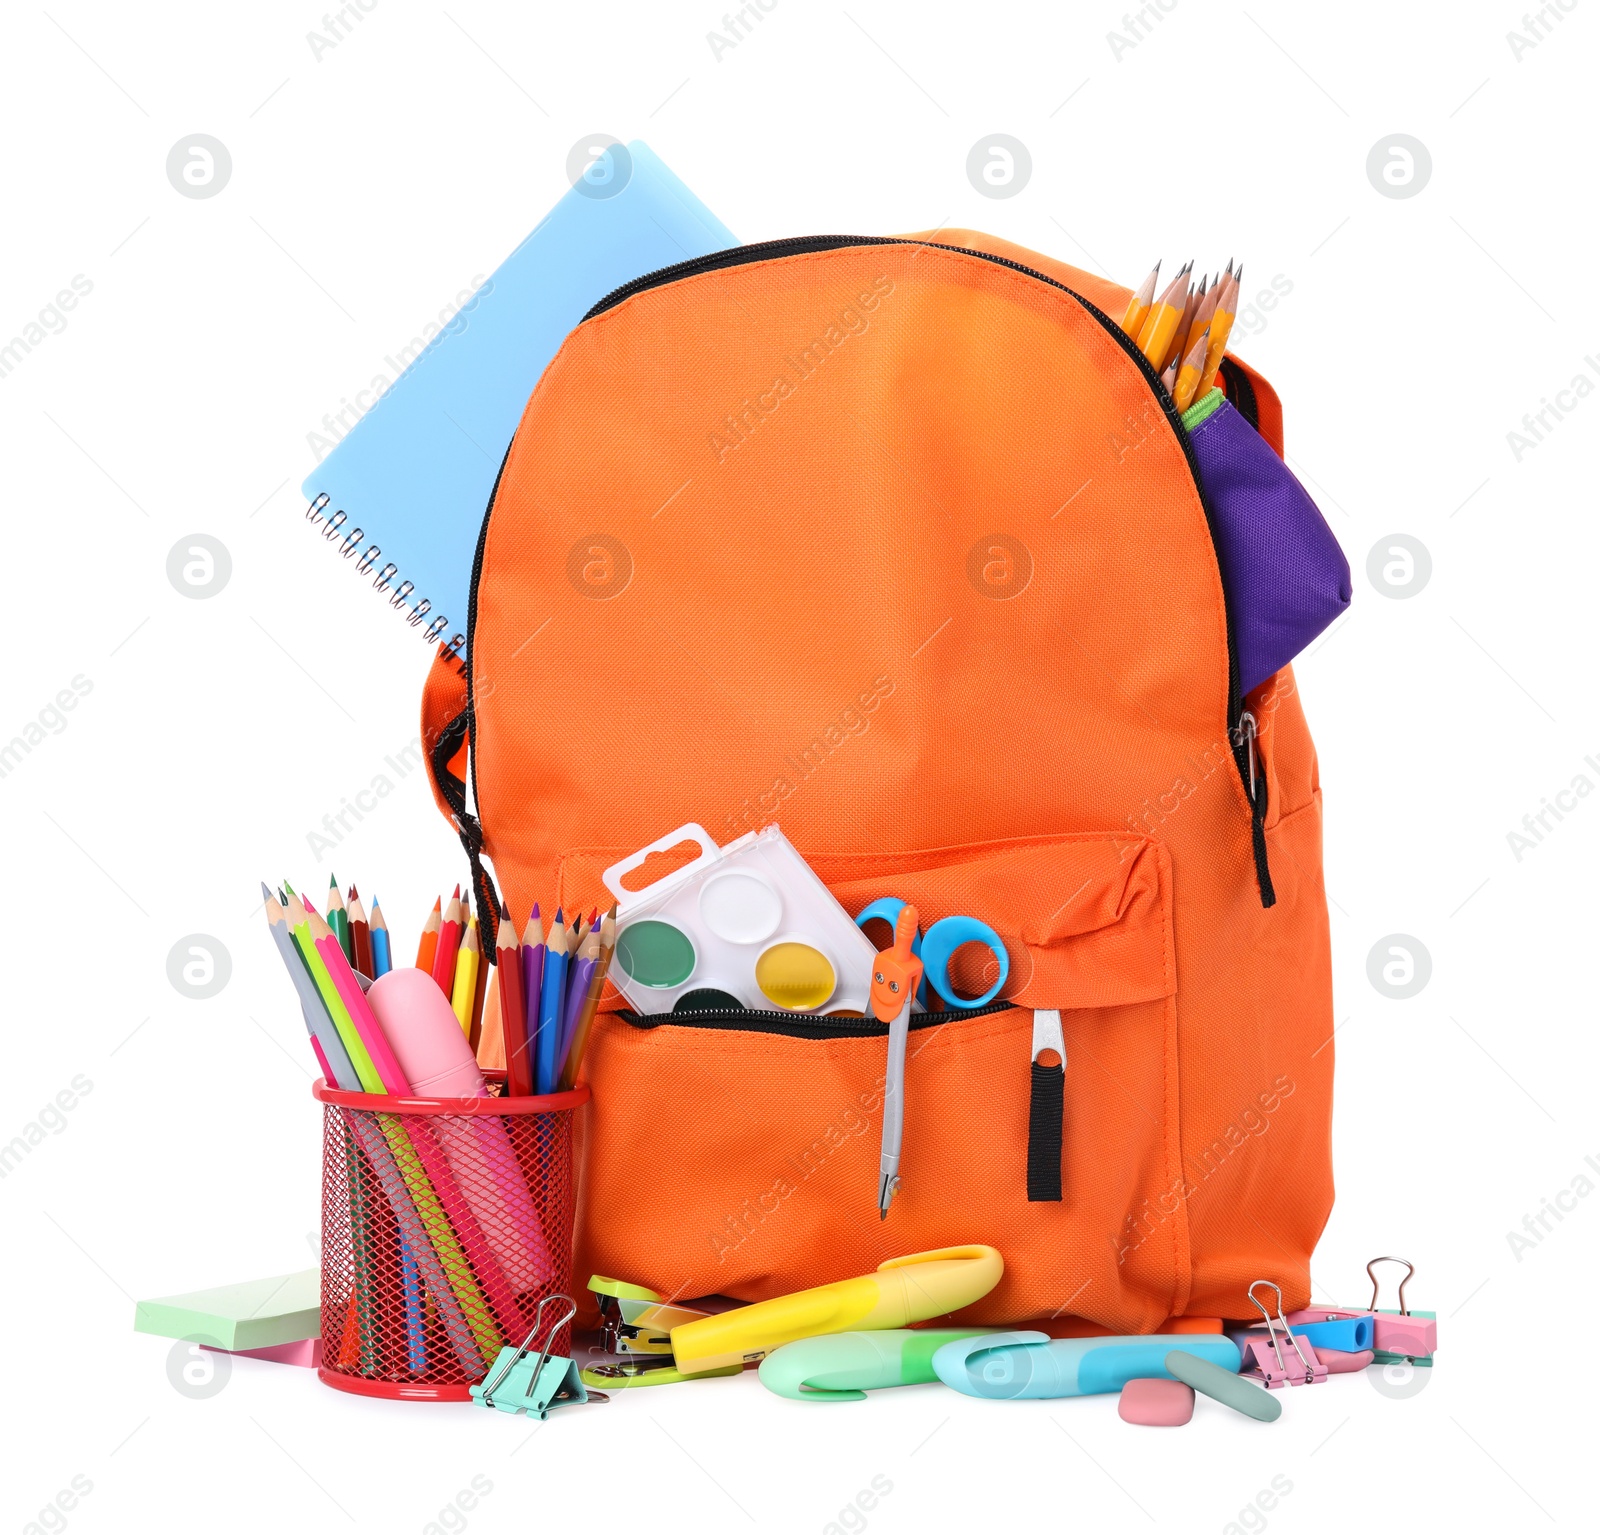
317 932 410 1093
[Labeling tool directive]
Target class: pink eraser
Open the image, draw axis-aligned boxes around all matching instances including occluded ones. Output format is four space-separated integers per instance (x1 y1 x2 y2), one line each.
368 967 486 1097
1119 1377 1195 1426
1312 1347 1374 1374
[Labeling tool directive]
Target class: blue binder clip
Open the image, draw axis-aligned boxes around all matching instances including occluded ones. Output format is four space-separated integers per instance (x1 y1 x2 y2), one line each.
470 1297 609 1420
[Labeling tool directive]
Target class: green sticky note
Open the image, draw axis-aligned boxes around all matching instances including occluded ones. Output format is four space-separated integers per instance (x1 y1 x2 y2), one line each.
135 1269 321 1351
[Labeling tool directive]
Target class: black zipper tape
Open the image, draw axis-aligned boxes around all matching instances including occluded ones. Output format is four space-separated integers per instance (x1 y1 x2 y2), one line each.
618 999 1014 1041
448 437 515 952
1219 356 1259 431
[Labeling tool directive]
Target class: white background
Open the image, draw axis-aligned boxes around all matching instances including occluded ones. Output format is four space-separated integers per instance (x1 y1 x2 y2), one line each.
3 1 1593 1531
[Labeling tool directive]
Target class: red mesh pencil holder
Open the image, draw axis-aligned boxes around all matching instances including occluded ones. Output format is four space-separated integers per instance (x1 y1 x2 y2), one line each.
313 1074 587 1402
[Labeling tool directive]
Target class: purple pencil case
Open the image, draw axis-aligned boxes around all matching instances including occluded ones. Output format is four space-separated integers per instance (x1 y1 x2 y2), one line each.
1184 389 1350 694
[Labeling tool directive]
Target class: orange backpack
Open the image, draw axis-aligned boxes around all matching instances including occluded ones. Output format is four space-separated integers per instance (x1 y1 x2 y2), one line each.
422 231 1333 1331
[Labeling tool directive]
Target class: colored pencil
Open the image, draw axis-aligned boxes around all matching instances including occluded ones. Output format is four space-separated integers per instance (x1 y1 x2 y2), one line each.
326 876 352 963
369 899 392 978
558 907 617 1092
431 888 464 996
415 897 442 973
497 909 532 1097
560 927 600 1068
476 962 504 1071
534 914 570 1096
450 920 481 1036
521 905 545 1072
468 920 490 1051
348 890 373 978
264 886 358 1090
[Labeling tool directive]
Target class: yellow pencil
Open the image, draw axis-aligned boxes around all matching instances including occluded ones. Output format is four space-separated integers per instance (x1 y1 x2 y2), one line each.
1120 261 1160 338
1173 326 1211 413
1183 271 1222 359
1137 262 1190 368
1160 276 1201 372
450 919 481 1036
1199 265 1241 393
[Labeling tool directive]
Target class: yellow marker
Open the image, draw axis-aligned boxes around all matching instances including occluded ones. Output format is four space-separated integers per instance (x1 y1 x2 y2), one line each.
1120 261 1160 338
450 920 481 1035
670 1246 1004 1374
1137 263 1191 368
1199 265 1241 392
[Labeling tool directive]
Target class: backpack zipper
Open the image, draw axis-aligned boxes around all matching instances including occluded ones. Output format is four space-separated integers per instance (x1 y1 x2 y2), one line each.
464 237 1274 909
618 998 1014 1040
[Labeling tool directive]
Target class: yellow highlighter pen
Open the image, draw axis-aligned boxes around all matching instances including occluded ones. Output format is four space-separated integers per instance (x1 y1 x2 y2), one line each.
670 1246 1003 1375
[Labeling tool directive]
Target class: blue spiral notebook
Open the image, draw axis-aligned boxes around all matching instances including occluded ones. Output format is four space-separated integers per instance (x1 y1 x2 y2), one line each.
301 142 736 653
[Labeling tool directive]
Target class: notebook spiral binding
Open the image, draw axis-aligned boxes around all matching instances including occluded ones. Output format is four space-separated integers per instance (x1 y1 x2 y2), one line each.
306 494 466 672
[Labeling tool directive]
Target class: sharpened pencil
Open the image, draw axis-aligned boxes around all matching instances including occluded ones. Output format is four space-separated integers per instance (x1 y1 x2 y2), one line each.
450 920 481 1036
1120 260 1159 339
558 907 616 1092
369 898 392 978
431 888 463 996
327 875 352 964
534 913 570 1096
415 897 442 974
498 907 532 1097
348 890 373 978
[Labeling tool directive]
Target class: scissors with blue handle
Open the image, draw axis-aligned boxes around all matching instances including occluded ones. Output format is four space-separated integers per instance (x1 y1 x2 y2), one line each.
855 897 1009 1010
860 898 1009 1221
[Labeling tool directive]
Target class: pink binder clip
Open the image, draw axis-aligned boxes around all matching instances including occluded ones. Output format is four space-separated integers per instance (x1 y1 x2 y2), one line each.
1364 1256 1437 1362
1241 1281 1327 1389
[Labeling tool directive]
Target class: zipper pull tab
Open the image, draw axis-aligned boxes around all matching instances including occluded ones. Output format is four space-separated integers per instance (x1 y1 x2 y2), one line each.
1239 709 1259 802
1027 1009 1065 1202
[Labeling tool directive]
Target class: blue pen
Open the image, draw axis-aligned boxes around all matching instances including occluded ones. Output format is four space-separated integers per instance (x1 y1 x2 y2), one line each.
534 909 569 1094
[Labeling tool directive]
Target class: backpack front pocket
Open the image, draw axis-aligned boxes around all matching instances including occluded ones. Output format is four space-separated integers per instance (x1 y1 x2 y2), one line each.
565 832 1189 1332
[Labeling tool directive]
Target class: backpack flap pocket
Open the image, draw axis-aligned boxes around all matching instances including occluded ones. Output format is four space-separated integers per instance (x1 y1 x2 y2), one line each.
569 832 1187 1332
